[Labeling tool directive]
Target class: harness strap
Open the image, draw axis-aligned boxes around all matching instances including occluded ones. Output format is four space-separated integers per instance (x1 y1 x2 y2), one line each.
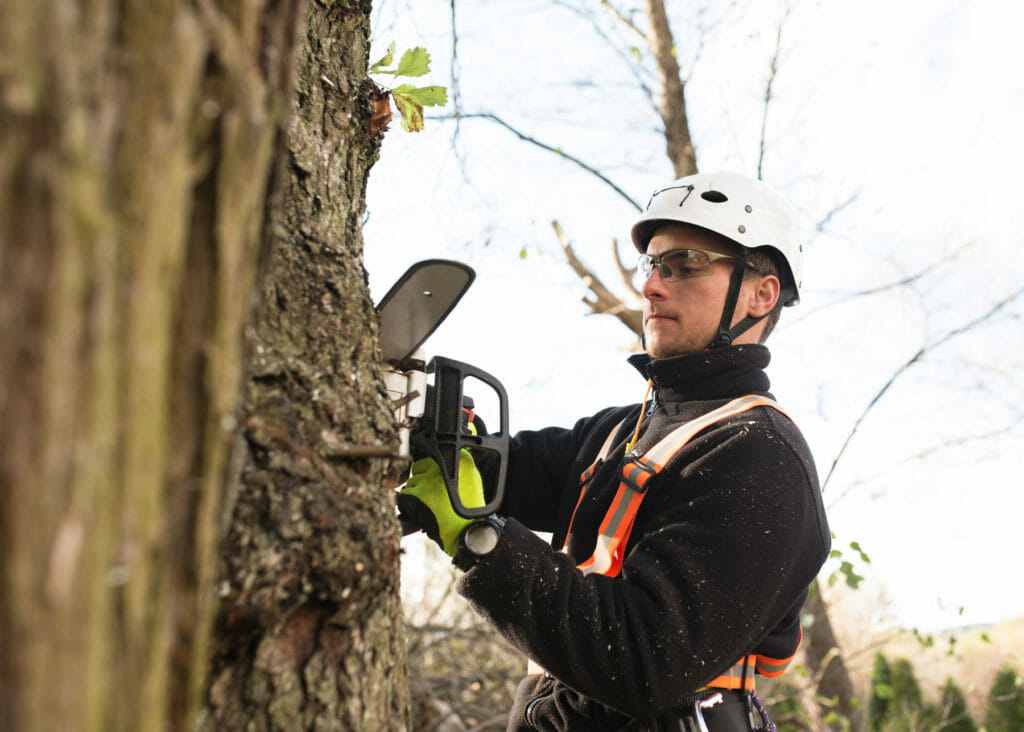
706 629 801 690
563 418 627 545
562 394 801 691
568 395 787 577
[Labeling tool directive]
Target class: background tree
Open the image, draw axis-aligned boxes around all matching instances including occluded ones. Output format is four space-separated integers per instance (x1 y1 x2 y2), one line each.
922 678 976 732
869 652 894 730
880 658 926 731
985 666 1024 732
0 1 408 729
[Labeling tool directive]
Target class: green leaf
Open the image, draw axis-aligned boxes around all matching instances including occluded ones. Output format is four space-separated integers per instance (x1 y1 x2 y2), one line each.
370 42 397 74
839 560 864 589
912 628 935 648
393 84 447 107
391 91 424 132
874 682 894 700
519 247 528 260
394 47 431 78
829 548 842 559
850 540 871 563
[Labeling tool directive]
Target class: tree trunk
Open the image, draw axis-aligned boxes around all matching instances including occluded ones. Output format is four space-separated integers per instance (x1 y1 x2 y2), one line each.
802 580 864 730
204 2 410 729
0 0 407 729
644 0 697 178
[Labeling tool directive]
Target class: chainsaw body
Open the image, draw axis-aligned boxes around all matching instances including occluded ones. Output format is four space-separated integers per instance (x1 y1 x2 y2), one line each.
376 260 510 519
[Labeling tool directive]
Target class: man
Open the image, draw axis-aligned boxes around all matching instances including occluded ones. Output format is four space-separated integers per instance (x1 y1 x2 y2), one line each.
399 171 831 730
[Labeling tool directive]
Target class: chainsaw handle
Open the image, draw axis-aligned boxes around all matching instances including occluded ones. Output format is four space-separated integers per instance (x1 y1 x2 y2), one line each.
411 356 509 519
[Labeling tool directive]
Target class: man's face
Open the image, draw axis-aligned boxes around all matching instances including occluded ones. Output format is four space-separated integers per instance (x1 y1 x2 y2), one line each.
641 224 746 358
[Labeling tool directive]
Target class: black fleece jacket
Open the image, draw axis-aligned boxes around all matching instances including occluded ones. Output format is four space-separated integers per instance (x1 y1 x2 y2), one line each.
455 345 831 730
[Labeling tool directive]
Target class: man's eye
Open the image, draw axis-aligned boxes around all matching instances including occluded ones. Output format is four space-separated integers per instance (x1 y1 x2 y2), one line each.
665 258 700 274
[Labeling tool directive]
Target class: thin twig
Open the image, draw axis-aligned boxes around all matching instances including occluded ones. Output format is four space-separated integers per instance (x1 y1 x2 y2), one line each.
435 112 642 211
600 0 646 39
822 283 1024 494
448 0 462 144
828 416 1022 509
558 0 656 104
758 7 789 179
800 260 940 320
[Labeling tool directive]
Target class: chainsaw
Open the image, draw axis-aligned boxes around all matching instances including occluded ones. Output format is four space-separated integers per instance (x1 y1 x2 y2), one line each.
376 259 510 523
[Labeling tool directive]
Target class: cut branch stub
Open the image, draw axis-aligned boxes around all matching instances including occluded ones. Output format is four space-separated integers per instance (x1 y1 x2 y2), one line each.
552 221 643 337
613 237 642 301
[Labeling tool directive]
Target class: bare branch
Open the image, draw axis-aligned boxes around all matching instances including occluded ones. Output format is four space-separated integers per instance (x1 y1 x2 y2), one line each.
613 237 642 300
828 417 1024 509
553 220 643 336
406 571 459 657
644 0 697 177
801 259 941 321
554 1 656 106
813 191 860 236
758 8 789 179
601 0 646 39
802 233 986 319
822 283 1024 494
449 0 461 125
440 112 642 211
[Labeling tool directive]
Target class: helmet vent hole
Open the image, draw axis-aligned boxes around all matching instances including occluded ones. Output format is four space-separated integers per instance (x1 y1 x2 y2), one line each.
701 190 728 203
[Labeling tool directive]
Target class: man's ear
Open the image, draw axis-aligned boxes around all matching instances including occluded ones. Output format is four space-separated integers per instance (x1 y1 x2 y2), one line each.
746 274 781 317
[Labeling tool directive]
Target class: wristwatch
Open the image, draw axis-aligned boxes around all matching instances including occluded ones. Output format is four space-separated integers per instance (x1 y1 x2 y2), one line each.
460 515 506 556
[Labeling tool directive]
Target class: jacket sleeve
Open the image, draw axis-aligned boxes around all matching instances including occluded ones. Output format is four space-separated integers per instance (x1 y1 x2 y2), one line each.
476 404 637 534
456 408 831 719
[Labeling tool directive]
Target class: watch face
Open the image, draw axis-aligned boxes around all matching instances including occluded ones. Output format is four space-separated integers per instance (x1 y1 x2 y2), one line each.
465 521 500 555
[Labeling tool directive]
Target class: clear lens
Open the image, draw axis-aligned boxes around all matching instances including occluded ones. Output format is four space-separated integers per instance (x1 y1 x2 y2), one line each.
637 249 716 284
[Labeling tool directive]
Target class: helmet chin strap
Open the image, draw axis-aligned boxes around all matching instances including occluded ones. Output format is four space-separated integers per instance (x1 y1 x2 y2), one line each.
711 256 762 349
710 258 797 349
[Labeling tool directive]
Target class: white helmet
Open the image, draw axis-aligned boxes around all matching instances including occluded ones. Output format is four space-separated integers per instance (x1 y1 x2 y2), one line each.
631 171 802 306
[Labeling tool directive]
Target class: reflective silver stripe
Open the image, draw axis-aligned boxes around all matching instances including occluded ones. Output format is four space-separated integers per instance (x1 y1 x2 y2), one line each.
644 395 782 468
578 418 626 483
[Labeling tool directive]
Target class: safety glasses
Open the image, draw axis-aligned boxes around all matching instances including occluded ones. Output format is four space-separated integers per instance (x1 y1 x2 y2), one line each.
637 248 747 283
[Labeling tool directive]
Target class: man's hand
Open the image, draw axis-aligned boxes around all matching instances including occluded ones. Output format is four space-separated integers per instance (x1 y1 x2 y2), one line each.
398 450 485 556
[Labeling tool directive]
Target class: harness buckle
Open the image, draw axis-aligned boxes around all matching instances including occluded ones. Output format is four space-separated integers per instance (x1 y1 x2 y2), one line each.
693 692 723 732
622 458 657 492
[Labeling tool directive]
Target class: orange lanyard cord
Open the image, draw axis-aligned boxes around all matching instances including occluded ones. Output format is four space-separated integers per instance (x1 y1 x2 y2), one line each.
624 379 653 453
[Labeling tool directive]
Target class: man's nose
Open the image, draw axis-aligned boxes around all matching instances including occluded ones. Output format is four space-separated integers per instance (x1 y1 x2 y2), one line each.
641 267 668 300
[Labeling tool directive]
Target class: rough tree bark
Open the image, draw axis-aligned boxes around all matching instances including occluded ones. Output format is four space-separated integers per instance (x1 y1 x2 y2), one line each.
204 3 410 729
0 1 407 729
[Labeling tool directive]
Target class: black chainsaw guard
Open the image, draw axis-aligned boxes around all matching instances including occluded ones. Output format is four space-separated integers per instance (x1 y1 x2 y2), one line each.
410 356 509 519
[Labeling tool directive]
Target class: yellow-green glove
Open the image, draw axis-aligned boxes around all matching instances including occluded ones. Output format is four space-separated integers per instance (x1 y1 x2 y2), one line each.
397 450 485 556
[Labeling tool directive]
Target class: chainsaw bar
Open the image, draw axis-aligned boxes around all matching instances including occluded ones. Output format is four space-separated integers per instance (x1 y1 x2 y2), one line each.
376 259 475 366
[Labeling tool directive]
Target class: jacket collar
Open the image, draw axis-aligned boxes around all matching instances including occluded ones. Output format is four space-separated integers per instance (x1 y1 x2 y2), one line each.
628 345 771 403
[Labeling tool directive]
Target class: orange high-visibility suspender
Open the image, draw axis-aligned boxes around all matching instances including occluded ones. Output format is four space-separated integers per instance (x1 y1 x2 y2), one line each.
560 394 800 688
707 634 802 690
